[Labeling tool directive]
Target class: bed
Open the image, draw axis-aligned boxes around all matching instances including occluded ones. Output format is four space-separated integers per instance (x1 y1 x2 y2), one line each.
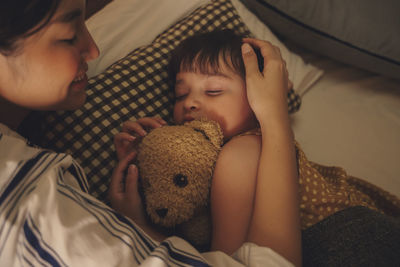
20 0 399 210
23 0 399 198
13 0 399 265
2 1 399 266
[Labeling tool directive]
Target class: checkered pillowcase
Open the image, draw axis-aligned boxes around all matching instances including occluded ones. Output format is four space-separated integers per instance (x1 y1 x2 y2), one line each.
27 0 301 201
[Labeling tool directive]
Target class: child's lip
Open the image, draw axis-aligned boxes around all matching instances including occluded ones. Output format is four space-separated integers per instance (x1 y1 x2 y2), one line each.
183 116 195 122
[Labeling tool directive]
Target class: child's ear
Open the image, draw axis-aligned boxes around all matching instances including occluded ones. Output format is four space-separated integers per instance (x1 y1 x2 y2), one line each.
184 119 223 149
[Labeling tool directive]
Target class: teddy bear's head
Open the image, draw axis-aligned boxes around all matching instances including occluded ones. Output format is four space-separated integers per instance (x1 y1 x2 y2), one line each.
137 119 223 230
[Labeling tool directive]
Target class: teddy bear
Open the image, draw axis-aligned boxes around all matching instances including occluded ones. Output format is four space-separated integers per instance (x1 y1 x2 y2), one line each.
136 119 223 251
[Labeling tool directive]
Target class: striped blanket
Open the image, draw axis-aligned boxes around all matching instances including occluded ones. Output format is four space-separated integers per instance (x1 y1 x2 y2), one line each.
0 123 291 267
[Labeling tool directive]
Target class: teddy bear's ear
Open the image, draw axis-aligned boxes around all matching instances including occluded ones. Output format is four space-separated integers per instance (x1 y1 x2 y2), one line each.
184 119 224 149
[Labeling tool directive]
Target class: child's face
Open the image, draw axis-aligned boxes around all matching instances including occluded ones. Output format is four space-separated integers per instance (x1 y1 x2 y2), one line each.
173 62 258 140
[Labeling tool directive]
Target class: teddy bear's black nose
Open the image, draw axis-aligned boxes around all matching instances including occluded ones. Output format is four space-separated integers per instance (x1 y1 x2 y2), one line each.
156 208 168 218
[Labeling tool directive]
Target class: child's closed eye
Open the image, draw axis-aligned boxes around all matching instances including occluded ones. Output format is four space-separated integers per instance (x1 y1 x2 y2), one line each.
175 94 187 101
206 90 223 96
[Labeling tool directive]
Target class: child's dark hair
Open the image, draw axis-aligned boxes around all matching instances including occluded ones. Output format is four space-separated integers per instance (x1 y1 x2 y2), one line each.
168 29 263 89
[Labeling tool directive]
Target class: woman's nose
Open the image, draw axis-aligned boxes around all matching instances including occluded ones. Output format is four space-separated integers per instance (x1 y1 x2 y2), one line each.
81 26 99 62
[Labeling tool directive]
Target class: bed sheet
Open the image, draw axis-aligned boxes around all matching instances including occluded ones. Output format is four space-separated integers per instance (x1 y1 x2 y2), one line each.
291 52 400 197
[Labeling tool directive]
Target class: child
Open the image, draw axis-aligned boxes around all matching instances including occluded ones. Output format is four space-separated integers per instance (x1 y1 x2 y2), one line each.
112 29 301 265
111 29 400 266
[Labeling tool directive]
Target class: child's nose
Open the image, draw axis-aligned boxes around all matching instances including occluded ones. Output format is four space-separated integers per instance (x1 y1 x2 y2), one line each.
184 95 200 111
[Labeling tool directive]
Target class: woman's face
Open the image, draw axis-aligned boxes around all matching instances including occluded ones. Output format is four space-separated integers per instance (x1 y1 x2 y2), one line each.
0 0 99 110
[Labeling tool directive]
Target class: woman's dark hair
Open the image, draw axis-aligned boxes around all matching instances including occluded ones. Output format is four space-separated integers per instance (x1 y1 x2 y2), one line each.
0 0 61 55
168 29 263 89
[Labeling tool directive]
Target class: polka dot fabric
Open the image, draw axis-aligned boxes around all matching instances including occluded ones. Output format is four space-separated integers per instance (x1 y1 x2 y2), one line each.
240 129 400 229
296 145 400 228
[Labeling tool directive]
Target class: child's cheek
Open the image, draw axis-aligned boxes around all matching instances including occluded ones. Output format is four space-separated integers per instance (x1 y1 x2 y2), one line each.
173 105 183 124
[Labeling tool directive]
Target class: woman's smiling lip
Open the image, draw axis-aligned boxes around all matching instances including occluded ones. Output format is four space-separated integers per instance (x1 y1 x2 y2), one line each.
70 63 89 91
73 72 86 82
70 73 88 92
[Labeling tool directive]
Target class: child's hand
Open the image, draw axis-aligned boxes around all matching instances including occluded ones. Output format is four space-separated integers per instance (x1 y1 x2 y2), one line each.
109 150 167 241
109 151 146 224
114 117 167 160
241 38 290 121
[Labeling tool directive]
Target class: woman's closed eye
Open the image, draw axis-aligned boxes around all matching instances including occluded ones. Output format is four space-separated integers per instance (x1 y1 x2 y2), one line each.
62 34 78 45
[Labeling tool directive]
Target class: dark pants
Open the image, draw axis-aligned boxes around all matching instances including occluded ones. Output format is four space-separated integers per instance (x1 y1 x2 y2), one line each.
302 206 400 267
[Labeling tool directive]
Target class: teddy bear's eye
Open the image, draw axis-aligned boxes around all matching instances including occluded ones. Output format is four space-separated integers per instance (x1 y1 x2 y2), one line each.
173 174 188 188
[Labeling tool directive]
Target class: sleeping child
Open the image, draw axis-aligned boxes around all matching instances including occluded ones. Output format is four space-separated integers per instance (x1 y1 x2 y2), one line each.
112 29 400 262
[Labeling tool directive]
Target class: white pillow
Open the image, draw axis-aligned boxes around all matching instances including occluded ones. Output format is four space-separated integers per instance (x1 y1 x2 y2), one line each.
86 0 209 78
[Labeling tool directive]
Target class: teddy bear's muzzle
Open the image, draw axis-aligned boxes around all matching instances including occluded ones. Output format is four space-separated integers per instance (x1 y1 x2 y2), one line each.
156 208 168 218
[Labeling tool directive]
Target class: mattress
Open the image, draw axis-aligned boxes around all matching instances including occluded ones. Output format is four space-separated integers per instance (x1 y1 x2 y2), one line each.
291 50 400 196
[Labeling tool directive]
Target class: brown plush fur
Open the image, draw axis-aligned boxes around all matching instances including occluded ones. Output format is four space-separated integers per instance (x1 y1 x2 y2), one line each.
137 119 223 249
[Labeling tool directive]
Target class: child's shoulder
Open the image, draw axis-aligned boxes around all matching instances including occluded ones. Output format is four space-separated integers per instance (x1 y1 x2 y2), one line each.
219 134 261 162
224 128 261 150
213 133 261 180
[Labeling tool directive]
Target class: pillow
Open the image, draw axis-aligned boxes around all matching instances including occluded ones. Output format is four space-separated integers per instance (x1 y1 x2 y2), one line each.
240 0 400 80
85 0 112 19
22 0 300 201
86 0 209 78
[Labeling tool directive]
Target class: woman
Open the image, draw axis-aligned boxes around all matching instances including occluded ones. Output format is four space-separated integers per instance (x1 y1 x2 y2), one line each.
0 0 297 266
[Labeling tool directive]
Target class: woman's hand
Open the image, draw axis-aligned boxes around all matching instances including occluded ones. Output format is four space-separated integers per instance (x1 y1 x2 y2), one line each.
241 38 290 121
114 117 167 160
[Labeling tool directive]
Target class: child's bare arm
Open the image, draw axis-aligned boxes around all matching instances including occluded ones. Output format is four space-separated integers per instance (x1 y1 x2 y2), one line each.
241 39 301 266
210 134 261 254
